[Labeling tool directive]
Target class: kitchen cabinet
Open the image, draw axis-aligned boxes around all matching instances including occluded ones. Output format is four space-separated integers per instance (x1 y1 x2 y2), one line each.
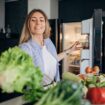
0 35 19 54
5 0 27 34
0 0 5 30
0 96 24 105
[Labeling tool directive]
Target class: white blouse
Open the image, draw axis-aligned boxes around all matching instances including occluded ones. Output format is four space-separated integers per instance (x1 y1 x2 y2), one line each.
42 45 57 85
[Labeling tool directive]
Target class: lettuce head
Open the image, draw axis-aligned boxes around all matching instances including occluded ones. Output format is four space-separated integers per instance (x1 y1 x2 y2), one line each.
0 46 43 93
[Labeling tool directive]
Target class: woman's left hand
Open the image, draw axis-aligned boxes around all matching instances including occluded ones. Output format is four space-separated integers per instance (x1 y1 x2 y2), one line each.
70 41 81 51
64 41 81 54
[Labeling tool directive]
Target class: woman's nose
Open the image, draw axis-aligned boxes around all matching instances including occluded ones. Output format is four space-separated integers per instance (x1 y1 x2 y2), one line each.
36 20 40 25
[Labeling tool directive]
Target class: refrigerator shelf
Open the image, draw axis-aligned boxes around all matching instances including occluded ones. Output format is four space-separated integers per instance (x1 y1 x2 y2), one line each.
69 64 80 68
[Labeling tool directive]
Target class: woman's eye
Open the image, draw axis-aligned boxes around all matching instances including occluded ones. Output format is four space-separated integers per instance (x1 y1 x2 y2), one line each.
31 18 45 23
40 19 45 22
31 19 36 22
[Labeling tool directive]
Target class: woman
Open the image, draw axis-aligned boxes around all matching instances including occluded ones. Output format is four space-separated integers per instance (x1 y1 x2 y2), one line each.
19 9 79 86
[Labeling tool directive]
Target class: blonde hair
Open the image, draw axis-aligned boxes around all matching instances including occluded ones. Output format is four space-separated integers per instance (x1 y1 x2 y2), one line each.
19 9 51 44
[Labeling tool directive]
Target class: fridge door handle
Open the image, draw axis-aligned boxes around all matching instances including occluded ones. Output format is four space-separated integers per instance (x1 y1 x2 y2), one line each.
81 59 90 62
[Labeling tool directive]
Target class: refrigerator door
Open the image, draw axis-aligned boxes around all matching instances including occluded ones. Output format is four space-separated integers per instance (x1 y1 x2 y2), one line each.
81 18 93 68
102 19 105 72
93 9 103 71
80 49 90 74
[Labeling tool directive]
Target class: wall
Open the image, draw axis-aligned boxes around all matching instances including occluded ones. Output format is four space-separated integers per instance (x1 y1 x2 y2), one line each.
28 0 58 19
50 0 58 19
0 0 5 30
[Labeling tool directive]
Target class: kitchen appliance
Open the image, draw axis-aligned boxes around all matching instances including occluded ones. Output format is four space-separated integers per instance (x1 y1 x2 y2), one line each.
61 22 87 74
80 18 93 74
80 9 105 73
92 9 104 72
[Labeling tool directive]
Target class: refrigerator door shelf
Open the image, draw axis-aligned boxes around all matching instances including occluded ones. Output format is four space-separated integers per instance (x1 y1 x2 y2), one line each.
80 49 89 59
80 49 90 74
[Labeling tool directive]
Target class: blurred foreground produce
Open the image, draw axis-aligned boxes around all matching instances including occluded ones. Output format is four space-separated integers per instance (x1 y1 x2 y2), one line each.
80 73 105 104
62 72 105 104
62 71 81 82
0 46 45 102
87 87 105 104
85 66 100 74
36 80 90 105
82 74 105 88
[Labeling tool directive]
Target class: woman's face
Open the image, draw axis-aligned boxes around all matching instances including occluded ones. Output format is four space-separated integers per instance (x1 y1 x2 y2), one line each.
29 12 46 36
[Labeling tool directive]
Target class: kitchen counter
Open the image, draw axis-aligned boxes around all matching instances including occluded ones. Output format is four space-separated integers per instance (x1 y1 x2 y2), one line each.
0 96 26 105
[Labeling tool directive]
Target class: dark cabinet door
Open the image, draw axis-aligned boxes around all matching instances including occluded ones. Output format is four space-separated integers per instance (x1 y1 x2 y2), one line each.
5 0 27 35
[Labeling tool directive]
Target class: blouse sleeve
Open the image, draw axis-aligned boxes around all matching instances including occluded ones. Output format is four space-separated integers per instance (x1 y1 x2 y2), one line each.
19 43 33 57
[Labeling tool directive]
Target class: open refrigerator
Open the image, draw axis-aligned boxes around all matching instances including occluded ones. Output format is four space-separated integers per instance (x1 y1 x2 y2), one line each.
62 22 88 74
62 10 102 74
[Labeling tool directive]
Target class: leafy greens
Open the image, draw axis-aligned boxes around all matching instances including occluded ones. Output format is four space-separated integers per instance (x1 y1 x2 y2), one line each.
0 46 43 95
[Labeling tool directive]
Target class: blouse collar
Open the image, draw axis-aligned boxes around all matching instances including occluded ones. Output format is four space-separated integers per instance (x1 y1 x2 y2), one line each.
28 38 48 49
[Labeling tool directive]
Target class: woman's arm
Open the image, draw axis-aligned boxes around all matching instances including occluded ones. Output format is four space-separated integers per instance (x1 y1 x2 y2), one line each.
57 51 67 62
57 41 80 62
